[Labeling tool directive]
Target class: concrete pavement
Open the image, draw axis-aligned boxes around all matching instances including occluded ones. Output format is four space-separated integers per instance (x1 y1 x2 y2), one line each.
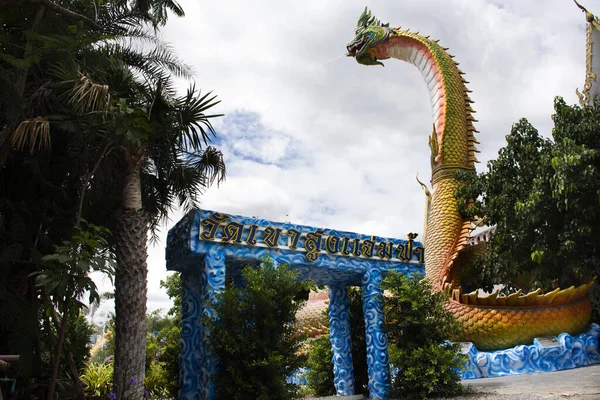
463 364 600 398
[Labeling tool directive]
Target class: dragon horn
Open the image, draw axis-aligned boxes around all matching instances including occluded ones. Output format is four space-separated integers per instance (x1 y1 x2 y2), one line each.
356 7 381 32
357 7 370 29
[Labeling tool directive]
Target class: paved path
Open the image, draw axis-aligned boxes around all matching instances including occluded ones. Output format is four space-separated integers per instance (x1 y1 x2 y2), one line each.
460 364 600 399
306 365 600 399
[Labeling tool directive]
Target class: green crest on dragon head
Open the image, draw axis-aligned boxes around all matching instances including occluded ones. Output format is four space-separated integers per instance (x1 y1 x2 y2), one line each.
346 7 390 66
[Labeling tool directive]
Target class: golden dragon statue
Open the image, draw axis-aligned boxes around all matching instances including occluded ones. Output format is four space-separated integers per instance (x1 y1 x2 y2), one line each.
341 8 594 351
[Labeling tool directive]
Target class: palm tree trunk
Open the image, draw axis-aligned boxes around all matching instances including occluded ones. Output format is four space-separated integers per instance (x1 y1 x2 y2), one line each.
113 153 148 400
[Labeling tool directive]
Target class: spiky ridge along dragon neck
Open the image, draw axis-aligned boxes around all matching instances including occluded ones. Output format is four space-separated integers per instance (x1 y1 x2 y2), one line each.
346 8 593 350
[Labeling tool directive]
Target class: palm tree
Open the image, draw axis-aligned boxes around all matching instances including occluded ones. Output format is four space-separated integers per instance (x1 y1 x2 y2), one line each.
108 75 226 399
52 50 226 400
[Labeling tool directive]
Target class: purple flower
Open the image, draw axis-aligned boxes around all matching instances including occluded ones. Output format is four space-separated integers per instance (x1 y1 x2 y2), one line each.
144 390 149 398
129 377 136 385
109 393 117 400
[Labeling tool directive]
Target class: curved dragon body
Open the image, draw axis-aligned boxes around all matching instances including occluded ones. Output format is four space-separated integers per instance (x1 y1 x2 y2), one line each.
346 9 593 350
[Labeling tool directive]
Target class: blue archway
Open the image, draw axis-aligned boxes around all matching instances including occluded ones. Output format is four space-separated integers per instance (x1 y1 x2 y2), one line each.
166 209 424 400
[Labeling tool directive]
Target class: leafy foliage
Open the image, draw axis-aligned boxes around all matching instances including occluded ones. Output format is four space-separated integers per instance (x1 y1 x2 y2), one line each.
205 257 311 400
383 272 465 399
64 313 96 373
160 273 182 317
35 222 115 310
305 333 335 396
144 310 180 399
81 362 113 397
144 361 172 398
0 0 223 396
456 97 600 301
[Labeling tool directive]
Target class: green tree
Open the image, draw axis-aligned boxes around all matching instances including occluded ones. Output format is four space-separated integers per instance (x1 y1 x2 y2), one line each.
382 272 464 400
456 97 600 310
205 257 311 400
161 272 182 317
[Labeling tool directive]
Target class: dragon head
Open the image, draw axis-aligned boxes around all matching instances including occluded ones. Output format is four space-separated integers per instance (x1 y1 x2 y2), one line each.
346 7 391 66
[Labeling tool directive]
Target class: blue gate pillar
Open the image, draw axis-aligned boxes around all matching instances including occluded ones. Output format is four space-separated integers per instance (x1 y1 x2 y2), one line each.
200 247 226 399
362 268 390 400
180 270 203 400
179 246 225 400
328 284 355 396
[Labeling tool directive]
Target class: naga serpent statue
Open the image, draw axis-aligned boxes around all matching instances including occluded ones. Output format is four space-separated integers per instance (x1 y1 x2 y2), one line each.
343 8 594 351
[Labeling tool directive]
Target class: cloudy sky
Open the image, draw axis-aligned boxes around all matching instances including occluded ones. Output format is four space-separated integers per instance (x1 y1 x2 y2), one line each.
94 0 595 317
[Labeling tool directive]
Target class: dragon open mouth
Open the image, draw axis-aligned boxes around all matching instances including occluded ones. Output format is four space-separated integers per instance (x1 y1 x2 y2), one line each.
346 37 369 57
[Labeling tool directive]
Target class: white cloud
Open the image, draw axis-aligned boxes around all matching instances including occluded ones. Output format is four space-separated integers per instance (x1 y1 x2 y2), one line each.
104 0 596 314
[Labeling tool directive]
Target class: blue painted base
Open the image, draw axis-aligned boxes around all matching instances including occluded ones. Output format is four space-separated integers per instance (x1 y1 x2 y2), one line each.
460 323 600 379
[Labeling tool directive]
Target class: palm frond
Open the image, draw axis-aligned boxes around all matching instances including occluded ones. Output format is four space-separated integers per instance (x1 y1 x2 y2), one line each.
193 145 226 186
176 86 223 150
11 117 51 153
111 26 163 46
0 52 31 70
145 44 193 78
67 73 111 114
0 66 22 122
99 42 193 83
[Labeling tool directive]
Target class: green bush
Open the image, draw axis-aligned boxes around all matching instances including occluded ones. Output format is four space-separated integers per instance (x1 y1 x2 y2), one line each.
64 313 96 373
388 344 464 399
144 361 171 398
305 334 335 396
382 272 465 399
80 362 113 397
156 325 181 398
205 256 311 400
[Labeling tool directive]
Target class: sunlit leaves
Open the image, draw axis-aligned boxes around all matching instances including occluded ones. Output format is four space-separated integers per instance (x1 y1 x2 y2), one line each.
456 96 600 292
32 222 115 310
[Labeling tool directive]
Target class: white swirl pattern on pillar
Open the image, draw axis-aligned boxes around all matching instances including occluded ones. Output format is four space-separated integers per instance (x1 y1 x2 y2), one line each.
328 285 355 396
179 271 203 400
362 268 390 400
200 247 226 400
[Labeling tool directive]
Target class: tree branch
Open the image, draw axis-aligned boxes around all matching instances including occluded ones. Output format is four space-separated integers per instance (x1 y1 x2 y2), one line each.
0 0 100 30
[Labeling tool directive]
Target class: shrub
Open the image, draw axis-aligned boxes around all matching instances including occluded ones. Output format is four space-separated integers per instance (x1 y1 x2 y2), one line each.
382 272 465 399
80 362 113 397
205 256 312 400
64 313 96 373
305 334 335 396
156 325 181 398
388 344 464 399
144 361 171 398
